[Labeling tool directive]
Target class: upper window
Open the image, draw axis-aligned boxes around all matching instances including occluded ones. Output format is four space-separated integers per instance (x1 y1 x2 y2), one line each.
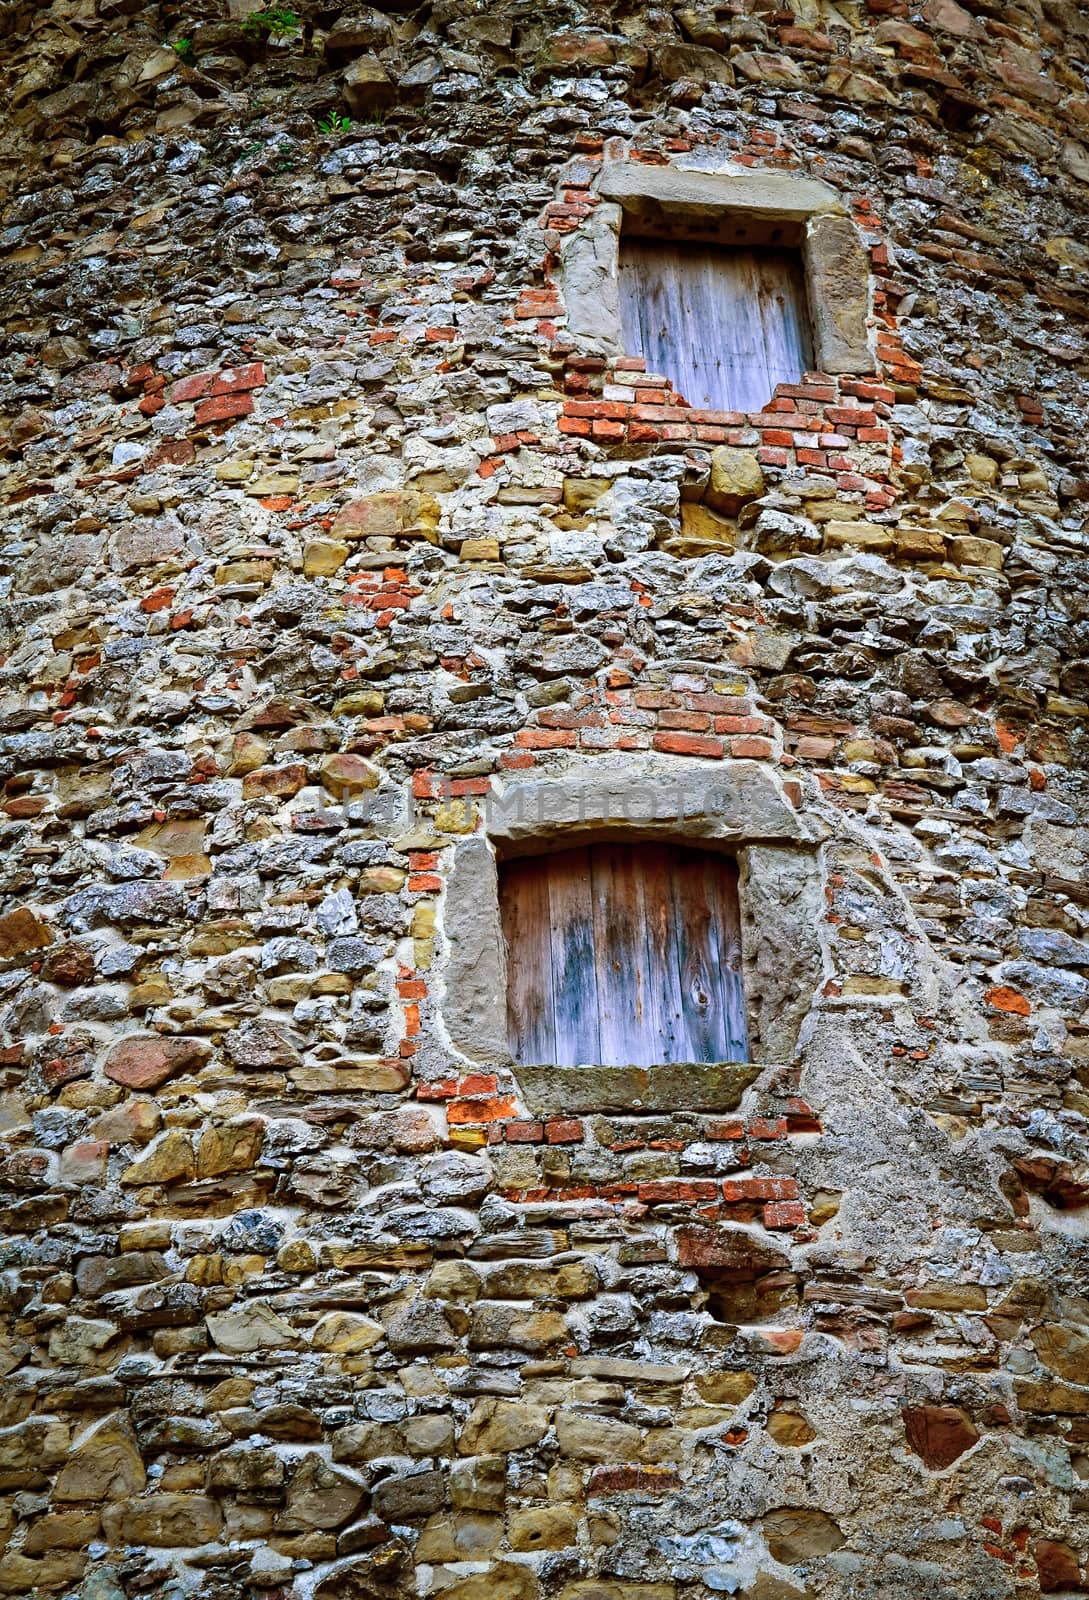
618 233 814 414
499 841 748 1068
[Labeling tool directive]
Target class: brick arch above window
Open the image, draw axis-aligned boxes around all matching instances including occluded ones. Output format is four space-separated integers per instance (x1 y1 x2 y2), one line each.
558 161 876 381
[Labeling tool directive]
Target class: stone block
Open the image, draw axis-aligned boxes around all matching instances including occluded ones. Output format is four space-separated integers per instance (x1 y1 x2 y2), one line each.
53 1417 143 1501
0 908 53 959
343 55 397 117
102 1494 223 1547
901 1405 979 1470
823 521 895 554
762 1507 845 1563
332 490 440 544
104 1033 212 1090
519 1062 760 1116
705 448 765 516
555 1410 643 1461
457 1398 551 1455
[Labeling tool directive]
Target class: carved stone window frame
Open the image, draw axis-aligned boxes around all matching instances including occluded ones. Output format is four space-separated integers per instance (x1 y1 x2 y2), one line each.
559 161 876 378
438 758 830 1116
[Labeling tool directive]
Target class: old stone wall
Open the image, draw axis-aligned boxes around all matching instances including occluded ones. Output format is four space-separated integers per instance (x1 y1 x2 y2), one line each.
1 1 1089 1597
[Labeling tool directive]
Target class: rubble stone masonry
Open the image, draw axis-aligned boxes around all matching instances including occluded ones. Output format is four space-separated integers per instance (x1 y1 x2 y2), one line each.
1 0 1088 1597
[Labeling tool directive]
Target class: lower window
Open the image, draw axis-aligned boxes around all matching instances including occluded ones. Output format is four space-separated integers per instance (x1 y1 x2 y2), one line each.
498 841 749 1068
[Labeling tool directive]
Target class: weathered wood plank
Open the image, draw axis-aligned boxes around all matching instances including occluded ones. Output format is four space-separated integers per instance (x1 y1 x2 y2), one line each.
591 843 650 1067
639 842 687 1066
499 854 555 1064
548 845 601 1066
670 847 721 1062
618 238 813 414
704 854 750 1062
502 841 749 1068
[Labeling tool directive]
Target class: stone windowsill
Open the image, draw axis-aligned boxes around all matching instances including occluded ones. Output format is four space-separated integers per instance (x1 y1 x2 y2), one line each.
516 1060 760 1116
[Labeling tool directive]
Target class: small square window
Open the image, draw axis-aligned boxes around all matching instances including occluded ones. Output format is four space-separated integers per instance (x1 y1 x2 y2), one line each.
618 232 814 414
499 841 749 1068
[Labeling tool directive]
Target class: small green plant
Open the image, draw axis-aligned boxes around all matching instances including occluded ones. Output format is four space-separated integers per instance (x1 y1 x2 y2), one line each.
317 112 352 135
171 36 194 60
242 7 302 39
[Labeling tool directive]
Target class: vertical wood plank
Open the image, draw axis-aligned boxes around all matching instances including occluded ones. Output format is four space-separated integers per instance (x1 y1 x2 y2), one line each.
670 846 722 1062
704 854 750 1062
499 855 555 1065
639 842 687 1065
591 843 650 1066
548 845 601 1066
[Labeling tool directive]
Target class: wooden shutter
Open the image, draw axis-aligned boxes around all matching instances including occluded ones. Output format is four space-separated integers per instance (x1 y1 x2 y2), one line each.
618 238 814 415
499 842 748 1067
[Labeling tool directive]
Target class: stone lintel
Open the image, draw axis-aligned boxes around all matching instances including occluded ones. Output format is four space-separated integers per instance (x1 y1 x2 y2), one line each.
596 161 843 224
486 758 807 853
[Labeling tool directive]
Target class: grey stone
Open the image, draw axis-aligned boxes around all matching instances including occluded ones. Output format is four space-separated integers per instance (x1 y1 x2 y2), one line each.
597 161 840 224
1019 927 1089 967
371 1468 446 1521
441 836 510 1066
518 1061 760 1115
385 1298 458 1356
804 213 876 374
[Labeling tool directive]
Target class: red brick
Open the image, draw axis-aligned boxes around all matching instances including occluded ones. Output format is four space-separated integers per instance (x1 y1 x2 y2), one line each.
459 1073 497 1095
631 403 689 422
748 1116 788 1139
592 419 626 440
764 1200 807 1229
984 985 1030 1015
170 371 215 403
722 1176 799 1201
546 1118 584 1144
757 447 789 467
447 1095 518 1125
652 732 724 759
211 361 266 395
514 729 577 749
729 736 775 759
194 392 254 425
638 1179 719 1203
505 1120 545 1143
658 709 712 732
713 715 766 735
705 1118 745 1141
587 1466 680 1495
842 381 896 403
564 399 629 420
416 1079 457 1100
